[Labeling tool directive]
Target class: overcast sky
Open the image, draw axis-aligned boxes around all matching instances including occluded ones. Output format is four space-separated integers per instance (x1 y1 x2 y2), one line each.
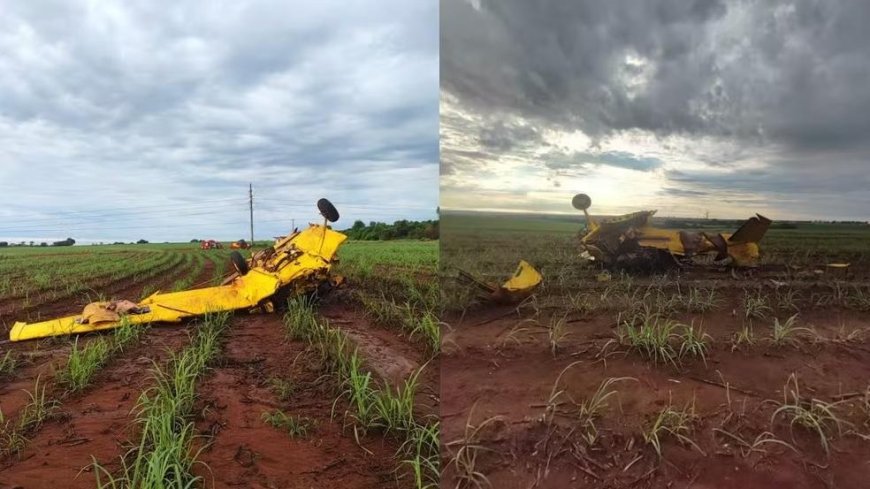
0 0 438 243
441 0 870 221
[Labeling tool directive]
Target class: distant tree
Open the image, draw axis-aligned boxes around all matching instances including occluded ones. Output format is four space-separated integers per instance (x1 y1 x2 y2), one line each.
52 237 75 247
40 242 47 247
0 242 7 247
342 219 439 241
28 241 34 247
137 239 149 244
190 239 200 243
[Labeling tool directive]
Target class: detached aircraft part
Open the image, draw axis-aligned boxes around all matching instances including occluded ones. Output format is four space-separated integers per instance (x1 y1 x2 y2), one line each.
10 199 346 342
573 193 771 269
458 260 543 304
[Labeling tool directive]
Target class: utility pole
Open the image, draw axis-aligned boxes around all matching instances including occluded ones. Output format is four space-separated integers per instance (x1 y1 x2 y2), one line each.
249 183 254 245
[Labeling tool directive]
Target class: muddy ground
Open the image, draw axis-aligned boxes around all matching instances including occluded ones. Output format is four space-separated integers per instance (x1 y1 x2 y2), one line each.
441 280 870 489
0 258 430 488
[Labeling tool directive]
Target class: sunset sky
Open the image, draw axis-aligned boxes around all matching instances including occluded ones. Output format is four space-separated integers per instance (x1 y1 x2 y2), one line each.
441 0 870 221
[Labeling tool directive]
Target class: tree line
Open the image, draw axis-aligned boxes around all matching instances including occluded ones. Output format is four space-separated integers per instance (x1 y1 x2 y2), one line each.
0 237 75 247
342 219 439 240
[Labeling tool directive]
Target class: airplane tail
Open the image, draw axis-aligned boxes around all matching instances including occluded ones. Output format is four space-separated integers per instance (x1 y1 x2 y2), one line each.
729 214 772 244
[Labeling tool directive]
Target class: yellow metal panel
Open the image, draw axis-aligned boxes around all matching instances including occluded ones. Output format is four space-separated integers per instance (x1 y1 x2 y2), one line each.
502 260 543 292
636 227 686 255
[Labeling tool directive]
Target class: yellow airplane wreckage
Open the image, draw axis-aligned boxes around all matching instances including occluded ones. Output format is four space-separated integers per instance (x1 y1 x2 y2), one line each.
10 199 345 342
571 193 772 269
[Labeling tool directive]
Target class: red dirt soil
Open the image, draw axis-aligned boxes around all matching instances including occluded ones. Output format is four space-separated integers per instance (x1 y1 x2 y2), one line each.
0 259 220 487
0 257 211 422
0 327 191 488
441 288 870 489
0 262 429 488
191 313 406 489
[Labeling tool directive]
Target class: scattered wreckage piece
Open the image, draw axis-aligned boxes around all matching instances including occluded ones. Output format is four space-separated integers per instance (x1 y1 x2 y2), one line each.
458 259 543 304
10 199 345 342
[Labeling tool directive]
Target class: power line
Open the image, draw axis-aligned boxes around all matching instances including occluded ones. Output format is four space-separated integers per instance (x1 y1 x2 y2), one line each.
255 197 435 211
1 197 245 216
0 204 248 232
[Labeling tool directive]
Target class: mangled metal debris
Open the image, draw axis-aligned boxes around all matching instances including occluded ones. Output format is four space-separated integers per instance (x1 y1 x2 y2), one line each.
458 260 543 304
572 193 771 269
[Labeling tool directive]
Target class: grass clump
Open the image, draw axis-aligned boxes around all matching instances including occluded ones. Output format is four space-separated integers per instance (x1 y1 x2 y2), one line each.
0 376 57 457
769 373 847 455
60 337 113 392
93 312 230 488
284 300 439 489
743 290 772 320
575 377 635 444
770 314 814 347
60 318 146 392
643 397 705 458
0 351 17 377
445 407 500 489
268 377 296 402
262 410 315 438
620 314 680 366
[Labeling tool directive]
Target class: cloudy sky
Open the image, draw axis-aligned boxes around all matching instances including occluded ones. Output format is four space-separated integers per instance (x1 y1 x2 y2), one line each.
0 0 438 243
441 0 870 221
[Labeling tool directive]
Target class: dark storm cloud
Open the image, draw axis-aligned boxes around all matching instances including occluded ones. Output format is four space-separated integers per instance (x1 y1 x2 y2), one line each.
443 0 870 147
478 120 541 152
0 0 438 242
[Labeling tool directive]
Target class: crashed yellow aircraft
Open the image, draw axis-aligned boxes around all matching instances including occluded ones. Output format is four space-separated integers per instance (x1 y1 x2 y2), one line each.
572 193 771 269
10 199 346 342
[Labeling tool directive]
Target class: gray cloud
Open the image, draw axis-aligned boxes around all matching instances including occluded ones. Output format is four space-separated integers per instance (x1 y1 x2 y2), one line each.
444 0 870 147
441 0 870 220
0 0 438 242
478 120 541 152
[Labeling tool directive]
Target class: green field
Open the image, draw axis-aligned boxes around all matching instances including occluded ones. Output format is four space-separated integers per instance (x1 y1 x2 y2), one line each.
440 211 870 309
442 211 870 266
0 239 437 326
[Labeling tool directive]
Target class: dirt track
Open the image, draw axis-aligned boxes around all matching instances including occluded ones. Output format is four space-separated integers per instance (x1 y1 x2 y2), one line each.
191 313 402 488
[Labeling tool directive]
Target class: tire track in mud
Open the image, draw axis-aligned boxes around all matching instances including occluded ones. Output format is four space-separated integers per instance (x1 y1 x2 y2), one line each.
0 327 192 488
319 299 439 418
191 314 401 489
0 258 213 432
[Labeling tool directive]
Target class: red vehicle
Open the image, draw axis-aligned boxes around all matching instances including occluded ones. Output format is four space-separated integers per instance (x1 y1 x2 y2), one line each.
200 239 222 250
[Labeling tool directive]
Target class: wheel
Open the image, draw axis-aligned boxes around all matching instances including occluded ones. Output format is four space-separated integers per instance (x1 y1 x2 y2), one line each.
572 193 592 211
317 198 340 222
230 251 249 275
